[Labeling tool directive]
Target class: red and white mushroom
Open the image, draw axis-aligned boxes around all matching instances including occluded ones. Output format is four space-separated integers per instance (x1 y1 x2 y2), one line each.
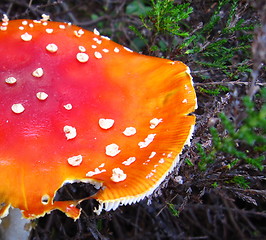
0 16 197 219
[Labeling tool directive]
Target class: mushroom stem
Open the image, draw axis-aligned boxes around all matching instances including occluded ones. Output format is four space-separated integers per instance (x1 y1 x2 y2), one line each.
0 208 31 240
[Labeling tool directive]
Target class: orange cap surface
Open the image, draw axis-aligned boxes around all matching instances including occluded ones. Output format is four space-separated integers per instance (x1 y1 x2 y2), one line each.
0 17 197 219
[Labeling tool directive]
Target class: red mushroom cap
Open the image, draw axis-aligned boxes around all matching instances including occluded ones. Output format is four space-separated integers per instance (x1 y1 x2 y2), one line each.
0 17 197 219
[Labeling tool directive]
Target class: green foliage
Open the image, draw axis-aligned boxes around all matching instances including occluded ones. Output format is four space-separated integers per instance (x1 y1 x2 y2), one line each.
197 143 215 171
199 85 230 96
182 0 255 80
181 0 255 51
128 0 193 52
141 0 193 36
126 0 152 16
167 202 180 217
197 88 266 182
230 176 250 189
129 0 256 81
185 158 194 166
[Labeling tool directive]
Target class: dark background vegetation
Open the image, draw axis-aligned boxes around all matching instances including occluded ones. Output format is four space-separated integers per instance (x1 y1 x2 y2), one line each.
0 0 265 239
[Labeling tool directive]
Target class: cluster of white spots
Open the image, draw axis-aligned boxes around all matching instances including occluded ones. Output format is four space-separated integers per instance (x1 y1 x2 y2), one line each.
63 125 77 140
96 39 102 45
110 168 127 182
182 99 188 103
159 158 165 164
36 92 48 101
74 29 84 37
32 68 44 78
138 134 156 148
150 118 162 129
67 155 83 166
76 52 89 63
93 37 102 45
45 28 53 34
146 172 154 179
78 46 86 52
41 14 50 21
143 159 151 165
99 163 105 168
105 143 121 157
1 21 8 28
59 24 66 29
149 151 156 159
46 43 58 53
22 20 28 26
5 77 17 84
124 47 133 53
101 36 110 40
98 118 114 130
41 194 50 205
21 32 32 41
86 165 106 177
122 157 136 166
123 127 136 136
0 15 8 31
64 104 73 110
0 26 7 31
93 28 100 35
3 20 177 190
94 51 102 59
2 14 9 22
11 103 25 114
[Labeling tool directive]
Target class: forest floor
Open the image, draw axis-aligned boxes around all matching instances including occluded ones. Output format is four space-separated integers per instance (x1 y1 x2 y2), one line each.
0 0 265 239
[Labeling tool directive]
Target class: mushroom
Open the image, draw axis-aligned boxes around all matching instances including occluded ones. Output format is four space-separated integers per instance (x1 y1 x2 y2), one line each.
0 17 197 220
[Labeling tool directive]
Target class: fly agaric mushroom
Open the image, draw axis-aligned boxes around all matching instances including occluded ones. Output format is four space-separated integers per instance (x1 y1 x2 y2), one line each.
0 16 197 220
